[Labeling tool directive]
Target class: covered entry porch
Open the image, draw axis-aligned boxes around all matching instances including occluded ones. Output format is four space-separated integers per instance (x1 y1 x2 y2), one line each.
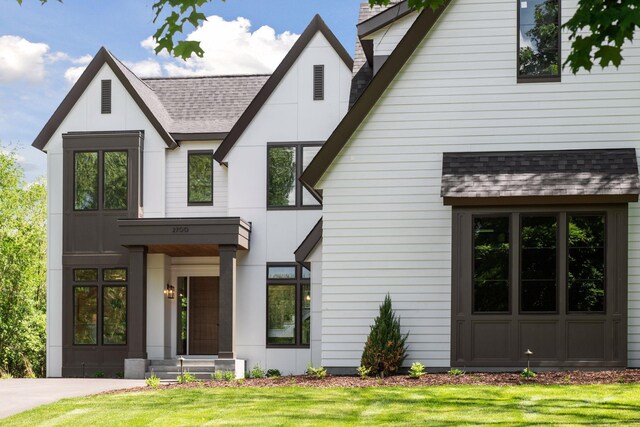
117 217 250 378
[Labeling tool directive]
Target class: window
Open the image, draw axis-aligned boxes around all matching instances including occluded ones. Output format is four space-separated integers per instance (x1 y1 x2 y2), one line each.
74 151 129 211
520 215 557 312
74 286 98 345
72 267 127 346
473 216 510 312
188 151 214 205
266 264 311 346
568 214 606 312
518 0 560 81
103 151 128 210
313 65 324 100
74 152 98 210
101 80 111 114
267 143 321 209
103 287 127 345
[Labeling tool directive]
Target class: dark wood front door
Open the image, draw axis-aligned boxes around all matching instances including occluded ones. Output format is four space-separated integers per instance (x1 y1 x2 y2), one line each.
188 277 219 355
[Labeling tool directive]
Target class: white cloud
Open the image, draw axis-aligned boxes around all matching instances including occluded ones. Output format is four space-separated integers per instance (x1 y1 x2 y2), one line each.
123 59 163 77
0 36 50 83
46 51 70 63
64 66 87 84
72 54 93 65
142 15 299 76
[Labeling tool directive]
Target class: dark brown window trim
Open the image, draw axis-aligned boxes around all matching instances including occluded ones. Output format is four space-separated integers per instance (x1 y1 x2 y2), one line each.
516 0 562 83
471 213 513 315
72 285 99 346
101 285 128 346
267 141 323 211
102 150 129 211
187 150 214 206
518 213 560 314
73 150 99 212
266 262 311 349
566 212 607 315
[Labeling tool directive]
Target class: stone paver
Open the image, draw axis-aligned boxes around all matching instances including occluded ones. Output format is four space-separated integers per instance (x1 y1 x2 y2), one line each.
0 378 146 419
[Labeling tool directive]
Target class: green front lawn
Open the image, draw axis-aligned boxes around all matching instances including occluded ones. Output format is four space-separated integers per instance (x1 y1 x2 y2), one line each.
3 385 640 426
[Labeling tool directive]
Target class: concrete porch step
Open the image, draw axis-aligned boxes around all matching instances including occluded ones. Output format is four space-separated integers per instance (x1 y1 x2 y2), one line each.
145 371 214 380
148 365 216 373
149 359 217 368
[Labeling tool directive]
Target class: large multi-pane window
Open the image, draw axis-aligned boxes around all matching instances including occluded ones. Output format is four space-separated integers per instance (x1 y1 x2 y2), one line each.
188 151 213 205
72 268 127 346
74 151 128 211
266 264 311 346
267 143 321 209
471 212 606 314
518 0 560 81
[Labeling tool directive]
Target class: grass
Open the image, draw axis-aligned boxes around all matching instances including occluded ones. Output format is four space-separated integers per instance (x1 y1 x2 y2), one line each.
2 385 640 426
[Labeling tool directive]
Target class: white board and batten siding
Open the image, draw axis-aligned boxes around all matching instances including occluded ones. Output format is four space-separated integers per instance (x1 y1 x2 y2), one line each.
43 64 169 377
225 31 353 374
317 0 640 369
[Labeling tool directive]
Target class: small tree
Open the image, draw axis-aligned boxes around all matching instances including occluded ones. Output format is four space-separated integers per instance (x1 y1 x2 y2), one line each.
361 294 408 378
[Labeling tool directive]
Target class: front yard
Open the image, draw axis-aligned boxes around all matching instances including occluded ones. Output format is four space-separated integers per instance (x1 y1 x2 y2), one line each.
2 384 640 426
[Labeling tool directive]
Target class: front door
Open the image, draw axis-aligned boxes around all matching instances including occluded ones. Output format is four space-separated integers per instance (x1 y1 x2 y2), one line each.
188 277 219 355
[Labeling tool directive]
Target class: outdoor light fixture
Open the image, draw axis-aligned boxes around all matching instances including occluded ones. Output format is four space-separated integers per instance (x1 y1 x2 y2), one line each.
164 284 176 299
525 349 533 371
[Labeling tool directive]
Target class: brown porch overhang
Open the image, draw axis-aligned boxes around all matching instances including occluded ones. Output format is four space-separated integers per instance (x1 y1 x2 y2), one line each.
117 217 250 256
441 148 640 206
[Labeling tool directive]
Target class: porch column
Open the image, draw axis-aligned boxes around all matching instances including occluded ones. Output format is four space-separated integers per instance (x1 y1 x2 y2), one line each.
218 245 237 359
127 245 147 359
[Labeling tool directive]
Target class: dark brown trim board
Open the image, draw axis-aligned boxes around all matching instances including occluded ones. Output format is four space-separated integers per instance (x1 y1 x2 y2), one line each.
213 14 354 164
451 204 628 368
33 47 176 152
357 0 413 38
295 218 322 267
300 2 452 200
172 132 229 142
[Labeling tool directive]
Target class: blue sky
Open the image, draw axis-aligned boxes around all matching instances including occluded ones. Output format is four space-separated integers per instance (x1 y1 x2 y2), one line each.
0 0 362 181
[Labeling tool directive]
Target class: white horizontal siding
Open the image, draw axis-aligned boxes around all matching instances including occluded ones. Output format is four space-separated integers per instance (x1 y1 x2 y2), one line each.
165 141 228 217
368 12 419 57
319 0 640 369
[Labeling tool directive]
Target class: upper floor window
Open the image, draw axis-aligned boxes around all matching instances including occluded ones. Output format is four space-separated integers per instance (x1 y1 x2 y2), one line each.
74 150 128 211
267 143 321 209
517 0 560 81
188 151 213 205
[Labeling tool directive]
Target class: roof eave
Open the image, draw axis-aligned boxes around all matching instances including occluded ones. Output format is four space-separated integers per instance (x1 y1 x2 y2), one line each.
357 0 413 39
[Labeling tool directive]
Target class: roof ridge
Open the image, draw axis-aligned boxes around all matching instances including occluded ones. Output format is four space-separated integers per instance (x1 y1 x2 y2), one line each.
141 73 272 81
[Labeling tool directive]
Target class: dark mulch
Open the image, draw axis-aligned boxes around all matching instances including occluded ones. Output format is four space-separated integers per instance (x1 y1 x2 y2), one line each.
105 369 640 394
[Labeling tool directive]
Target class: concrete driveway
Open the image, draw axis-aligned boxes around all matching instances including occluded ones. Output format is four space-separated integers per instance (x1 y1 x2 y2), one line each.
0 378 146 419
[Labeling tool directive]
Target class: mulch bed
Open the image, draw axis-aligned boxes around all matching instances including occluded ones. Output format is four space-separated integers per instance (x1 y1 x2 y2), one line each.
104 369 640 394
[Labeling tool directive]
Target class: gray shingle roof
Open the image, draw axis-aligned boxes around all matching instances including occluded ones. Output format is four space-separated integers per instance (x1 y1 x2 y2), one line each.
441 149 640 199
143 74 270 135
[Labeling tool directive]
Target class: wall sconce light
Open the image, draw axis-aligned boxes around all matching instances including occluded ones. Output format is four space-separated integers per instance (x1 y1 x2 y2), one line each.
164 284 175 299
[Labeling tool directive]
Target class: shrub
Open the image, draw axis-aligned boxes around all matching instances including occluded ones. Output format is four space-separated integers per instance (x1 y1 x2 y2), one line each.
266 369 281 378
249 364 265 379
306 365 327 379
94 371 105 378
357 365 372 380
177 372 198 383
408 362 426 379
0 370 13 380
521 368 536 379
145 375 160 388
448 368 464 377
212 370 236 381
115 372 124 379
361 294 408 378
211 371 224 381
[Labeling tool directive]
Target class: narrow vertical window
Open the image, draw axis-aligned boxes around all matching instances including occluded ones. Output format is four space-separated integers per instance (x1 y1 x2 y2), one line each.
74 286 98 345
74 151 99 210
521 215 557 312
568 215 606 312
301 283 311 345
518 0 560 80
302 146 321 206
101 79 112 114
267 285 297 345
267 146 296 207
103 151 128 210
188 151 213 205
103 286 127 345
313 65 324 100
473 216 510 312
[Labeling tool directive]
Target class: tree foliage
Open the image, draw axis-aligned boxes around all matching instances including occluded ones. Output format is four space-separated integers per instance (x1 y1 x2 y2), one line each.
361 294 408 378
0 149 47 378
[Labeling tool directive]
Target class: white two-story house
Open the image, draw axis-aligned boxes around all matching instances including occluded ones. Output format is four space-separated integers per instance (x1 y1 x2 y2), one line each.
33 15 352 378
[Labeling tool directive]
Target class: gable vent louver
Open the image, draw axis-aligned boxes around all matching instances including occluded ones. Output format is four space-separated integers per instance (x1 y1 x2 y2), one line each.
101 79 112 114
313 65 324 101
